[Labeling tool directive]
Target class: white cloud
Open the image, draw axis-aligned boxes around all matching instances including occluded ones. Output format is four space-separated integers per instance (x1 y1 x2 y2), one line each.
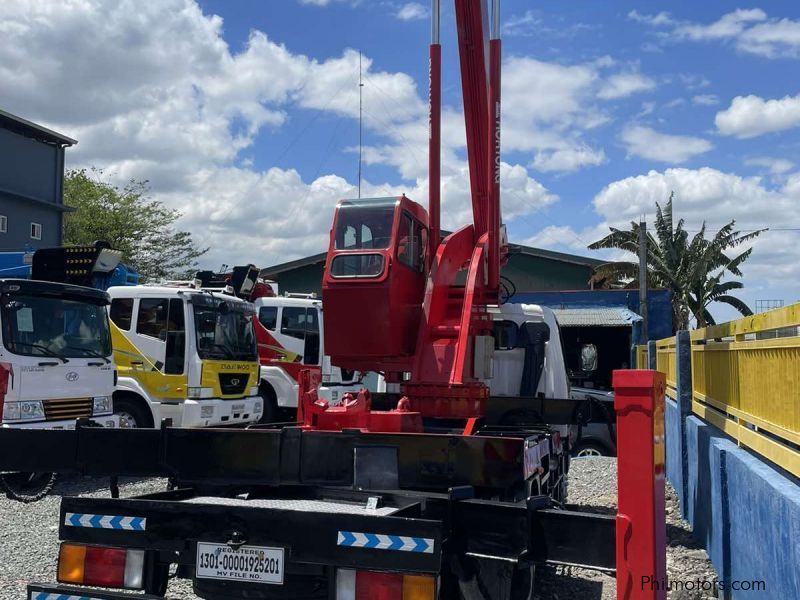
692 94 719 106
716 93 800 138
502 10 540 36
0 0 563 268
395 2 428 21
590 167 800 295
627 10 675 27
633 9 800 58
597 71 656 100
620 125 713 164
744 156 795 176
532 146 606 173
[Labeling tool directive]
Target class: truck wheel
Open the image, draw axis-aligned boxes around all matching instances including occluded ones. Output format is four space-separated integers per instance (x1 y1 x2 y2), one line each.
0 471 57 503
258 384 278 424
572 440 611 457
114 396 152 428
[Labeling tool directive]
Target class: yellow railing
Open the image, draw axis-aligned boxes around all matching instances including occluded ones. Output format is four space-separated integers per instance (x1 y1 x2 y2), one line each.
635 344 648 369
656 336 677 398
689 303 800 478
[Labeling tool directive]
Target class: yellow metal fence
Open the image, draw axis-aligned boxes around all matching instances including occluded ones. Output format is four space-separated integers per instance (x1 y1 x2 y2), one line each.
651 303 800 478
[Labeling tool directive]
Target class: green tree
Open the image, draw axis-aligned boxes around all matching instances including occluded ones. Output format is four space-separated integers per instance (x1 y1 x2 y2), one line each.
63 168 207 282
588 193 763 331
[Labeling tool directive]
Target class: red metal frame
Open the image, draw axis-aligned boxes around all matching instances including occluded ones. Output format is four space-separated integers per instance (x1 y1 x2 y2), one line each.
613 369 667 600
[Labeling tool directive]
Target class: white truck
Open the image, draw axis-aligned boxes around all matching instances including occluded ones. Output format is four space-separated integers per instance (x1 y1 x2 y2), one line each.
107 284 263 428
0 247 121 501
253 293 364 422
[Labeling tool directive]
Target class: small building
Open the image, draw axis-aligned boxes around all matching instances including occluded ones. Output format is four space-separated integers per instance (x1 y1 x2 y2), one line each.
0 109 77 251
261 242 606 297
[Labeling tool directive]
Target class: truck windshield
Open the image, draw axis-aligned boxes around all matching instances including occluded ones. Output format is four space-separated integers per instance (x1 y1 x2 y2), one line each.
192 297 257 361
1 294 112 359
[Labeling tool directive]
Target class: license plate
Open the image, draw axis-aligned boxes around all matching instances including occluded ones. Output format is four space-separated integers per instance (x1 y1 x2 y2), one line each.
231 403 245 412
196 542 284 584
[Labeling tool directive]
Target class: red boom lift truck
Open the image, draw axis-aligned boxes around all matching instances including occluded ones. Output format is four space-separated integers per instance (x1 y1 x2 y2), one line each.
1 2 666 599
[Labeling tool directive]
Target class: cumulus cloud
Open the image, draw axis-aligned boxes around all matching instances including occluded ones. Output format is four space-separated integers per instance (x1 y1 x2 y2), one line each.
0 0 564 268
631 8 800 58
716 93 800 138
589 167 800 297
532 146 606 173
620 125 713 164
744 156 795 176
597 72 656 100
395 2 428 21
692 94 719 106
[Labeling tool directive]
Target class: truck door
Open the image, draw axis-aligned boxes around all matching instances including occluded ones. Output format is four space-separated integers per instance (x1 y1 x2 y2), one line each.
114 297 186 398
280 307 320 366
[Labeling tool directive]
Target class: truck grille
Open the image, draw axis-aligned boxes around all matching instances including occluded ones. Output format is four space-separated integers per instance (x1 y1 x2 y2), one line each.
43 398 93 421
219 373 248 396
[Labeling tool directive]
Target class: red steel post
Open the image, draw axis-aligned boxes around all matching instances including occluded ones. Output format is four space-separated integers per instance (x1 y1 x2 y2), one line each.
428 0 441 261
613 369 667 600
486 0 501 295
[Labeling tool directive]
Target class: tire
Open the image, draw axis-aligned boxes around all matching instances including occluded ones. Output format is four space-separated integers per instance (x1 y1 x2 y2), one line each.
257 383 279 424
114 395 153 428
0 471 57 503
572 439 611 458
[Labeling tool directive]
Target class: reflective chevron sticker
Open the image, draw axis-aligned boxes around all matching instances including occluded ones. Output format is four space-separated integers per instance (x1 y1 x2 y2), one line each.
31 593 105 600
337 531 433 553
64 512 146 531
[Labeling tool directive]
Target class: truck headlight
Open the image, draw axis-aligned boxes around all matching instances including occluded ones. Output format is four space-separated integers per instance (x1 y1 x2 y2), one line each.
92 396 112 415
249 386 259 396
254 401 263 415
3 400 45 422
188 387 213 399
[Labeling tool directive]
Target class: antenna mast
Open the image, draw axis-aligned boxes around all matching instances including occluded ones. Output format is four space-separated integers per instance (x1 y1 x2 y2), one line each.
358 51 364 198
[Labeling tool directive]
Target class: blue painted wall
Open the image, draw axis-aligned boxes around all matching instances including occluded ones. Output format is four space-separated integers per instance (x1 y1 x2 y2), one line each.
675 415 800 598
515 288 673 341
664 397 685 513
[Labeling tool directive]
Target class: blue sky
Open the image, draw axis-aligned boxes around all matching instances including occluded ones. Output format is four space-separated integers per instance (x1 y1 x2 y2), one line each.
1 1 799 319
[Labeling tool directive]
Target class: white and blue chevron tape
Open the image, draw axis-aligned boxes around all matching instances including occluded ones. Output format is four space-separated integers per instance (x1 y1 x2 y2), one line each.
337 531 434 554
64 512 146 531
30 594 105 600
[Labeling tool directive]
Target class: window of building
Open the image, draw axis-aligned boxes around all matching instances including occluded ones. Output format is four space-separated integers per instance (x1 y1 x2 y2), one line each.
109 298 134 330
0 215 7 233
30 222 42 240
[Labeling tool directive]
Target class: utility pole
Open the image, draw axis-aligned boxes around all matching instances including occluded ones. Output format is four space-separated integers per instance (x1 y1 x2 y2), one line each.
638 219 649 343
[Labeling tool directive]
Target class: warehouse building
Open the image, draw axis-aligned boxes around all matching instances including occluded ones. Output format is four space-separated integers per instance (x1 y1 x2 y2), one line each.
0 108 76 251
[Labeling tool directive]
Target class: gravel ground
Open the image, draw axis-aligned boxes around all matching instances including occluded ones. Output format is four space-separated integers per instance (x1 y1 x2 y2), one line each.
0 458 717 600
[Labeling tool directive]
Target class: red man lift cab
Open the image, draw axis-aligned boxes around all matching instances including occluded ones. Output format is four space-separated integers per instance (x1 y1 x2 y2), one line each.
323 196 429 371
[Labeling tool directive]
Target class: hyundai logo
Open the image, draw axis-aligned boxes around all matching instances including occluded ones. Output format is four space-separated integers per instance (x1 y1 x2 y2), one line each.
230 378 240 386
66 371 79 382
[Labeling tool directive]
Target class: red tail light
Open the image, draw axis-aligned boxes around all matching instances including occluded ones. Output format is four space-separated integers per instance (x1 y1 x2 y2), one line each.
58 543 144 589
0 362 12 420
337 569 435 600
356 571 403 600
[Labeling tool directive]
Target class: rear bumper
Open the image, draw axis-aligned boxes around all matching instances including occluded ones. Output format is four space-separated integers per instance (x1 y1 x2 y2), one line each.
179 396 263 427
28 583 161 599
2 415 119 430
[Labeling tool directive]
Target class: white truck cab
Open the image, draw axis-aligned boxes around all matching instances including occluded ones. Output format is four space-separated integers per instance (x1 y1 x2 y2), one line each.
0 279 118 430
253 294 363 420
107 286 263 428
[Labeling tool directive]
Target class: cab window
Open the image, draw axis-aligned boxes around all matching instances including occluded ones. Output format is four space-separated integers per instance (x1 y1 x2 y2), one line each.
110 298 134 330
259 306 278 330
397 212 427 272
136 298 168 339
281 307 320 365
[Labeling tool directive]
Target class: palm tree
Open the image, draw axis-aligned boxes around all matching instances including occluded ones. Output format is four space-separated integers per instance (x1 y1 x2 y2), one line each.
587 193 763 331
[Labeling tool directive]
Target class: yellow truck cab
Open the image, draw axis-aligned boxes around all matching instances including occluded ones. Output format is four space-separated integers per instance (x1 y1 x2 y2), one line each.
107 285 262 428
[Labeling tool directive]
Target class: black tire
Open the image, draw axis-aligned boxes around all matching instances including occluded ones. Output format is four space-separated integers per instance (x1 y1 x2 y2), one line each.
0 471 58 503
114 395 153 428
257 383 279 424
571 439 612 458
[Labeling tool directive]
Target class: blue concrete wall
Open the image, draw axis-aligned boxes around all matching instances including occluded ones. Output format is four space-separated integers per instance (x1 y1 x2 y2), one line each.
676 415 800 599
664 397 685 512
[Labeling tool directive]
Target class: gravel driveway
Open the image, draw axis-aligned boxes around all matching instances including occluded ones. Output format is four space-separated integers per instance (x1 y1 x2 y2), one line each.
0 458 717 599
